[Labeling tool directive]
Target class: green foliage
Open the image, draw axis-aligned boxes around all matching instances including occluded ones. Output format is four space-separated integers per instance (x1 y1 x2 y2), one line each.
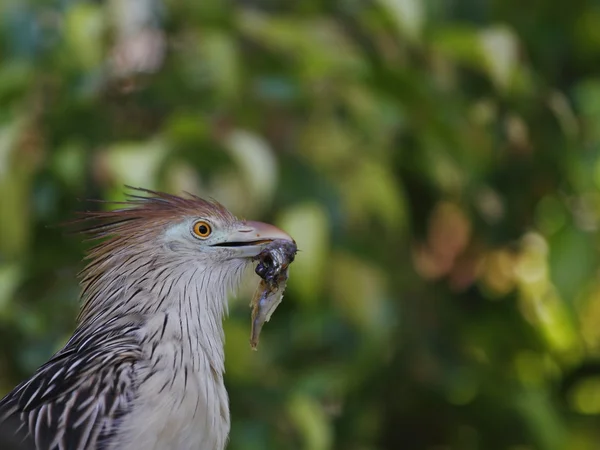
2 0 600 448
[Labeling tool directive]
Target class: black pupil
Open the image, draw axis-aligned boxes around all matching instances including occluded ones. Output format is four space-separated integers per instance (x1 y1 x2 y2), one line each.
198 225 208 235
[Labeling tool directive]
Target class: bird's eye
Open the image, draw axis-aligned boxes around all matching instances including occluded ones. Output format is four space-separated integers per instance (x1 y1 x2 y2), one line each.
193 221 212 238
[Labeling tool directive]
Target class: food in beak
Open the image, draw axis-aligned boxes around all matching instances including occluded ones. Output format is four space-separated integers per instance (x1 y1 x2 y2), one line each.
250 239 297 350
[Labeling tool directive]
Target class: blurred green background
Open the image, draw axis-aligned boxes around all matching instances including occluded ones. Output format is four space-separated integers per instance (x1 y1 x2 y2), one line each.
3 0 600 449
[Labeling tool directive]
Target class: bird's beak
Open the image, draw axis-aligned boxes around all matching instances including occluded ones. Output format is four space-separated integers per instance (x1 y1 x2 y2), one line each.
212 220 294 258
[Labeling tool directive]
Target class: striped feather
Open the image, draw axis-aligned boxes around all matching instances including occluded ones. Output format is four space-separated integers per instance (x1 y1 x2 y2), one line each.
0 323 142 450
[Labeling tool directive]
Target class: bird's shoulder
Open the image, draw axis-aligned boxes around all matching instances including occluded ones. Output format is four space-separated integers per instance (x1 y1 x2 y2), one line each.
0 320 144 450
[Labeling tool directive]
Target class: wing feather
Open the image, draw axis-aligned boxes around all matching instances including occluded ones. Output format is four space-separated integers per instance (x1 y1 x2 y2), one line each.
0 325 142 450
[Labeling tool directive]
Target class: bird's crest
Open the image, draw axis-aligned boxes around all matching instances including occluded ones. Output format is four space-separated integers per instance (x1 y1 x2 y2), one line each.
71 187 235 242
68 187 237 303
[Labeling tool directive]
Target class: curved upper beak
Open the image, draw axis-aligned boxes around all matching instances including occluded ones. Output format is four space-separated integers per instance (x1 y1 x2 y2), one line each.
212 220 294 258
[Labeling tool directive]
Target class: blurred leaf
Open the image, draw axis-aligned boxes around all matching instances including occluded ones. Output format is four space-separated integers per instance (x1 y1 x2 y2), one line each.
300 116 355 169
340 161 406 232
0 117 31 258
378 0 424 41
535 195 568 237
0 61 33 104
201 31 240 100
574 79 600 144
164 159 202 195
329 251 388 334
548 225 596 303
101 138 168 193
64 3 105 69
430 26 485 70
568 376 600 415
224 318 265 383
52 142 86 188
238 12 366 80
516 234 582 358
278 203 329 304
287 393 332 450
225 129 278 211
479 25 519 91
0 263 21 317
516 389 567 450
0 118 23 178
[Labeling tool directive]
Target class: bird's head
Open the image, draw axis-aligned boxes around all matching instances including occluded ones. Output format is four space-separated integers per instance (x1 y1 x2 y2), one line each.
75 188 294 324
80 188 293 262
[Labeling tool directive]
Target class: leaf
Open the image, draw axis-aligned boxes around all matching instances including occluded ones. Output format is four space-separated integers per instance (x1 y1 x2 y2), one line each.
430 25 485 69
278 203 330 305
238 12 365 80
101 138 168 193
225 130 278 210
0 117 31 258
378 0 425 41
548 225 597 303
0 263 22 317
64 3 105 69
340 161 407 232
202 31 240 100
479 25 519 91
328 252 389 335
52 142 86 188
287 393 332 450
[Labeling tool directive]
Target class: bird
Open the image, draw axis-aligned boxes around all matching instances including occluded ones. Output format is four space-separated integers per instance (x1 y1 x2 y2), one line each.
0 188 294 450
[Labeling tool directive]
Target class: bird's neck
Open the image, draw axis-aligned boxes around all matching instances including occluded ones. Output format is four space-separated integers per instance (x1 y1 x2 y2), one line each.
78 253 248 372
88 255 246 450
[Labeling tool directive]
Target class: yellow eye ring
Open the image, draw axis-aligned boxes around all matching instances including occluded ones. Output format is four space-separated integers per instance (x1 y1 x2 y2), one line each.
193 221 212 238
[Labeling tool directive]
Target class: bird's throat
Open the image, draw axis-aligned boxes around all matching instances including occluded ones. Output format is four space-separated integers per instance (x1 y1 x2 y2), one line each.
79 254 248 373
